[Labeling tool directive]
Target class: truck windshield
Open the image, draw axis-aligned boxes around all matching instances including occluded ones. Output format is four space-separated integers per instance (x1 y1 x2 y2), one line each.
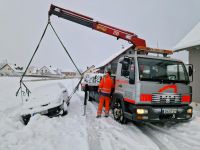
138 57 189 84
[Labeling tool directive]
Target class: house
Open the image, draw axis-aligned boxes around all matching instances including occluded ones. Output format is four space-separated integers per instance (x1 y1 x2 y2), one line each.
62 69 77 78
96 45 135 74
26 66 38 75
174 22 200 103
83 65 99 74
37 66 50 75
38 66 62 77
0 64 15 76
0 64 24 76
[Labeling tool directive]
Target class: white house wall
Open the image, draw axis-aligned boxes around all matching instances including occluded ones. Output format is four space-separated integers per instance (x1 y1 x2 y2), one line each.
0 65 15 76
189 47 200 102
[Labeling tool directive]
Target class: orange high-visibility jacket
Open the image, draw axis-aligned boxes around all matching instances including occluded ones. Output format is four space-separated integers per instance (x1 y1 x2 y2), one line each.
98 76 114 95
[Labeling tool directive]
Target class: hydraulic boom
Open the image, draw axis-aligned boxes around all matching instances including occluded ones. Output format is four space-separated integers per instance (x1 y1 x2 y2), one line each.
48 4 146 47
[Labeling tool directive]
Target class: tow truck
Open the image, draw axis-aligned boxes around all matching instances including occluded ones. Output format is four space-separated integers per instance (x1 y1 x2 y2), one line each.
49 5 193 123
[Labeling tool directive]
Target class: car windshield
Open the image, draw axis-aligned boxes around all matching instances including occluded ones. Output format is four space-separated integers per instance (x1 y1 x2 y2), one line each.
138 57 189 84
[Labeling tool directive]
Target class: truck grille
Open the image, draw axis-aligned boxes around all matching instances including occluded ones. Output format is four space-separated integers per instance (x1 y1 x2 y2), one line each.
152 93 181 104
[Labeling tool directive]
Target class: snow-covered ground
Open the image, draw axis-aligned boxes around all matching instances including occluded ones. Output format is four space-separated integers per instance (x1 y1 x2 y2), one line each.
0 77 200 150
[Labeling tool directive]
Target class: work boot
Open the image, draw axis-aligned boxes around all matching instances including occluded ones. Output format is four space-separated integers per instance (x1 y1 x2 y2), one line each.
104 113 109 117
96 115 101 118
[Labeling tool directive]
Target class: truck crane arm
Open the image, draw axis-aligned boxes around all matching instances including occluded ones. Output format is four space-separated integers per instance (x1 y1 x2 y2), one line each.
48 4 146 47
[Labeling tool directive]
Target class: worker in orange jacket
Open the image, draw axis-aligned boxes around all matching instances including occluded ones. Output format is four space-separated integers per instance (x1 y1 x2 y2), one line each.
96 71 114 118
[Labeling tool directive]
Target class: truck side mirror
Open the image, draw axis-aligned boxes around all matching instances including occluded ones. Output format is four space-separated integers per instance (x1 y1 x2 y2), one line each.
188 65 193 77
129 64 135 84
120 59 130 77
121 70 130 77
186 64 193 82
129 78 135 84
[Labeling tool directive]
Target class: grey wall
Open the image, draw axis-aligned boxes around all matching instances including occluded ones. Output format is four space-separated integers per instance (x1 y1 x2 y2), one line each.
189 47 200 102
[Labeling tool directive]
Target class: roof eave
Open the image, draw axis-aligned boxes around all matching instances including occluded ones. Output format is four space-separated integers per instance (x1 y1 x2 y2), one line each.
96 45 134 68
174 44 200 52
174 48 188 52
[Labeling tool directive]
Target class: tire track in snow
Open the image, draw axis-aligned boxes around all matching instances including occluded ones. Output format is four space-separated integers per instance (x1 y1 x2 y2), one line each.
87 101 159 150
127 117 200 150
86 100 170 150
75 93 103 150
135 124 170 150
85 103 104 150
143 122 200 150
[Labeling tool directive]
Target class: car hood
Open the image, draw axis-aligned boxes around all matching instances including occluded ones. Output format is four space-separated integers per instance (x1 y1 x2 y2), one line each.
21 82 68 114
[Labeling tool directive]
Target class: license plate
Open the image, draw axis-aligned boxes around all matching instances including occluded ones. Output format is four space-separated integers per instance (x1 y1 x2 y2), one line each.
162 108 177 114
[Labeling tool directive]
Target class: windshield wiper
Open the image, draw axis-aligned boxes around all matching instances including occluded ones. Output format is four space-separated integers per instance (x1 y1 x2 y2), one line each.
159 80 176 84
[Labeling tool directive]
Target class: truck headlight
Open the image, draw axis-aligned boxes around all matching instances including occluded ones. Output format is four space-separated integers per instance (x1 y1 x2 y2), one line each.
136 109 148 115
187 108 192 114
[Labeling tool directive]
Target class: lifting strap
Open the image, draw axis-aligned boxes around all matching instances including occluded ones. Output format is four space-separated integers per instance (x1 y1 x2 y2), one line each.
16 20 82 103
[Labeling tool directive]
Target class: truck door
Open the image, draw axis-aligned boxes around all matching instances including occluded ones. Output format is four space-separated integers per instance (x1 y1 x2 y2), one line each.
116 57 136 104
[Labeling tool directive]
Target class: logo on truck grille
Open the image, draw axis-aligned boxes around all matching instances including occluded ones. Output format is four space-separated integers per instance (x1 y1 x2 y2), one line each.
166 98 170 103
152 93 181 104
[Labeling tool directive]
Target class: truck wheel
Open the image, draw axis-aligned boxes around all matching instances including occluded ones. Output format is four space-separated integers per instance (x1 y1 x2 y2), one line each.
112 98 127 124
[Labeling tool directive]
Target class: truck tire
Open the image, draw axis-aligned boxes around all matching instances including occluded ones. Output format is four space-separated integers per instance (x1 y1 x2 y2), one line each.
112 96 127 124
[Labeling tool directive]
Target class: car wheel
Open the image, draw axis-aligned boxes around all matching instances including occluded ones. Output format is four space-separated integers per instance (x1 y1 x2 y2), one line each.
22 114 31 125
62 110 68 116
61 102 68 116
112 98 127 124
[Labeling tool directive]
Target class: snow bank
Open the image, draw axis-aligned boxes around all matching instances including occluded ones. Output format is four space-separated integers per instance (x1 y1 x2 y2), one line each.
0 77 21 111
0 77 89 150
0 107 89 150
1 77 200 150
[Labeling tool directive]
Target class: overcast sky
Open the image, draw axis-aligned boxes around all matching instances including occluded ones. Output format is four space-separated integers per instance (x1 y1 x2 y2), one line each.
0 0 200 71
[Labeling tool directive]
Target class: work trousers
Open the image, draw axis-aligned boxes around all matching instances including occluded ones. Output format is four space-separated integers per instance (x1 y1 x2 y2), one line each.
97 95 111 115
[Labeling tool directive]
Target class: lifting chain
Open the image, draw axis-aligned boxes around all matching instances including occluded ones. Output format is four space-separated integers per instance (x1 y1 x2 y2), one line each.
16 19 83 103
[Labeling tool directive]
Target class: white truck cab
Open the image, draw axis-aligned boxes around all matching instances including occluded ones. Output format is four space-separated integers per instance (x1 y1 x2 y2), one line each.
113 52 192 123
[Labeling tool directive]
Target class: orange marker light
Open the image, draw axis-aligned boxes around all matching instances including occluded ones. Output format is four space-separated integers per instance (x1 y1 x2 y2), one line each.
140 94 152 102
